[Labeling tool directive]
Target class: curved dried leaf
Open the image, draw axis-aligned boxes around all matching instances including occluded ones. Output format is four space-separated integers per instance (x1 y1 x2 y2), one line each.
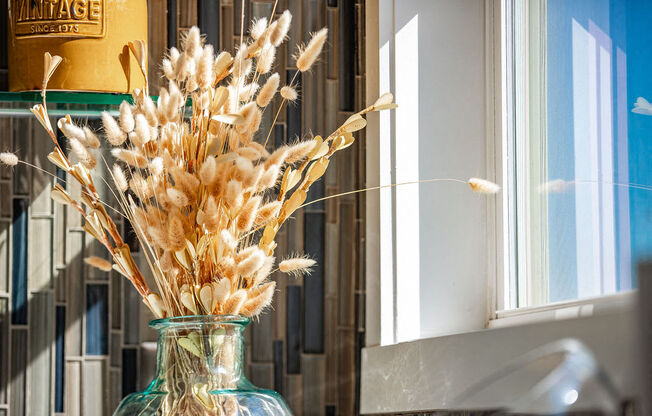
374 92 394 107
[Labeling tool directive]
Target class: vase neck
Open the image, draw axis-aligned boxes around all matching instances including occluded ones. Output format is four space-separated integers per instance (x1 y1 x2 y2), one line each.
152 317 249 390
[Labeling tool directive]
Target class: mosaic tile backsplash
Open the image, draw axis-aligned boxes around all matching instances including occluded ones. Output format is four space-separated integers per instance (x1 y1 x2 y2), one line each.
0 0 367 415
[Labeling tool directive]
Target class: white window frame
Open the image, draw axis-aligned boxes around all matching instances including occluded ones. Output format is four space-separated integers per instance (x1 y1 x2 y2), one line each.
362 0 639 413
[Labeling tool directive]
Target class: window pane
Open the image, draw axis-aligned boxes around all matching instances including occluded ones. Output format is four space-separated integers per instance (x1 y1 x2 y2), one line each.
515 0 652 307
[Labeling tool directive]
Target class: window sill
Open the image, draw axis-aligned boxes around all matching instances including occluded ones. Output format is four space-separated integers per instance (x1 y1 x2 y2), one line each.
489 290 636 328
360 304 639 414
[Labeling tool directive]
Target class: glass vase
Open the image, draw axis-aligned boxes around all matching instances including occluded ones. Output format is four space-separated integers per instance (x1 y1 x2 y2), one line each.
113 315 292 415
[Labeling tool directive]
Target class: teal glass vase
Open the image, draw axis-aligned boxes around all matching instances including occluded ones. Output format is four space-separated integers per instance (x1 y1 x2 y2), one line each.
113 315 292 415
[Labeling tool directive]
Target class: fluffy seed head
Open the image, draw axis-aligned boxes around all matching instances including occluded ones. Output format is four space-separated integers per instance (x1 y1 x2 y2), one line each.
296 28 328 72
111 148 148 168
279 257 316 277
250 17 268 40
112 164 128 192
468 177 500 194
0 152 18 166
69 138 96 169
280 85 298 101
82 127 101 148
102 111 127 146
270 10 292 46
257 44 276 74
119 102 135 133
84 256 113 272
197 44 215 89
257 73 279 107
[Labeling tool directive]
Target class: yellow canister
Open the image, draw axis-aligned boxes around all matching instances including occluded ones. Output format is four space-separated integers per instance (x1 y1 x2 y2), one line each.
8 0 148 93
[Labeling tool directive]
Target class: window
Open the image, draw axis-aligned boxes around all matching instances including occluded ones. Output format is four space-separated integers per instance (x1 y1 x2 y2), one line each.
504 0 652 310
362 1 641 413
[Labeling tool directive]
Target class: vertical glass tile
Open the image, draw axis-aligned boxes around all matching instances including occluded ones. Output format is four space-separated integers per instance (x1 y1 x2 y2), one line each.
0 221 9 293
10 329 26 416
306 177 325 211
12 119 30 196
111 273 122 330
167 0 178 48
338 0 355 111
286 70 302 141
273 340 284 395
122 348 138 397
29 292 53 416
286 285 301 374
55 306 65 412
304 213 325 353
82 360 107 415
0 183 11 218
11 198 27 325
274 124 286 150
123 283 140 345
233 0 249 36
0 298 7 404
86 284 108 355
110 332 121 368
197 0 220 47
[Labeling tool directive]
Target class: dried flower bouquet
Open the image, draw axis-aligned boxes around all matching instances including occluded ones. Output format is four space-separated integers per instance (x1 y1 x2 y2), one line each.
5 11 403 322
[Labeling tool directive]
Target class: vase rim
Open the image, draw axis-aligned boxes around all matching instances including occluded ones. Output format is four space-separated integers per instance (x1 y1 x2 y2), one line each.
149 314 251 329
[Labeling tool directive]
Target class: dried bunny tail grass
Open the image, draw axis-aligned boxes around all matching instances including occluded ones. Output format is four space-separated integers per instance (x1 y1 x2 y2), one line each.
57 118 85 141
225 179 244 210
142 96 159 126
250 17 268 40
252 256 275 286
84 256 113 272
129 174 153 200
286 140 316 163
257 73 279 107
197 44 215 89
213 51 232 78
233 157 254 182
111 148 148 168
133 114 151 146
69 138 97 169
279 256 316 277
175 53 196 82
258 165 281 190
167 211 186 251
112 164 129 192
82 127 101 149
223 290 247 315
266 146 288 167
241 281 276 316
198 196 220 232
182 26 202 58
296 28 328 72
0 152 18 166
236 196 261 232
270 10 292 47
199 155 217 184
255 200 282 224
237 248 265 277
102 111 127 146
280 85 298 101
236 146 263 161
162 58 175 80
468 177 500 194
119 102 135 133
166 187 190 207
256 44 276 74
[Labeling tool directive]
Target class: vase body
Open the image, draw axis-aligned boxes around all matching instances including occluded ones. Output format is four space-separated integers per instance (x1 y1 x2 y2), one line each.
113 315 292 416
8 0 147 92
